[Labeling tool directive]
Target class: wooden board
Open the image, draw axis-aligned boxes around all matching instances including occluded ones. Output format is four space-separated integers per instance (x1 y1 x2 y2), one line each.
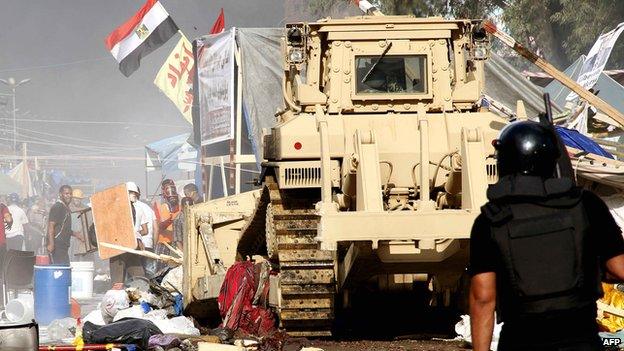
91 184 136 259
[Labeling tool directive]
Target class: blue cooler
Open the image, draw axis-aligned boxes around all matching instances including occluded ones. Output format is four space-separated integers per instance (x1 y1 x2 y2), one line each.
34 265 71 325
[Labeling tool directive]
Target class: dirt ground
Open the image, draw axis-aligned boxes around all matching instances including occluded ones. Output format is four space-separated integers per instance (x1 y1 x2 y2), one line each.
309 339 469 351
302 288 470 351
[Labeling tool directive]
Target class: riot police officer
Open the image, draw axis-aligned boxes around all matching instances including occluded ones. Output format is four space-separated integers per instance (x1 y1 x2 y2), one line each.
469 121 624 351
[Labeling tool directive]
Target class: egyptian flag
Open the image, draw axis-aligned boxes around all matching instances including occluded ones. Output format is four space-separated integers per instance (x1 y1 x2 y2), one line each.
210 8 225 34
105 0 179 77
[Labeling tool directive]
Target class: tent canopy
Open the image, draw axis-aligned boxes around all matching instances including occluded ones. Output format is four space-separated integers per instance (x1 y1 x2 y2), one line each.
145 133 196 174
545 55 624 115
0 173 22 195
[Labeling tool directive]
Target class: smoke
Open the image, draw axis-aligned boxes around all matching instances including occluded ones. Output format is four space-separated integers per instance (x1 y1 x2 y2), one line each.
0 0 285 194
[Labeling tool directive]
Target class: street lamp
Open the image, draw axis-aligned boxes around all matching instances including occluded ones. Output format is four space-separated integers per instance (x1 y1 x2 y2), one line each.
0 77 30 152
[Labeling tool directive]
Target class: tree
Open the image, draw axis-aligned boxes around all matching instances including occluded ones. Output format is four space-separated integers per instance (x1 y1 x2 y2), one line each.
307 0 501 19
305 0 624 70
505 0 624 69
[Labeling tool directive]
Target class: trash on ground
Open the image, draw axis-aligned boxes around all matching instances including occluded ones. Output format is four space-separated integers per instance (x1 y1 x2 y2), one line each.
47 317 77 341
113 305 146 323
197 342 245 351
100 289 130 324
83 318 162 350
455 314 502 351
152 316 200 336
598 283 624 332
218 261 275 337
161 265 183 293
149 334 181 349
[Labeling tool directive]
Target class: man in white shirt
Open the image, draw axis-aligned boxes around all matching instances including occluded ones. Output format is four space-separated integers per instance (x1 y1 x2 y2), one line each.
109 182 147 284
134 199 155 250
6 193 29 251
133 186 158 276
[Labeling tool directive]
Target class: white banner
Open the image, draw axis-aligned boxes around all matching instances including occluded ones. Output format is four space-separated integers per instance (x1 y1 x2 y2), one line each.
567 22 624 101
196 28 236 146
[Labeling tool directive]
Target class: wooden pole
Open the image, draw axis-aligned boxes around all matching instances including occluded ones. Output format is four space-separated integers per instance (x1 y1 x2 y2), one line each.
483 21 624 129
234 47 243 195
99 242 182 265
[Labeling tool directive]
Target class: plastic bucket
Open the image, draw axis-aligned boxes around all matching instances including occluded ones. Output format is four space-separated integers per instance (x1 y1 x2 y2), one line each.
3 293 34 324
70 261 94 299
34 265 71 326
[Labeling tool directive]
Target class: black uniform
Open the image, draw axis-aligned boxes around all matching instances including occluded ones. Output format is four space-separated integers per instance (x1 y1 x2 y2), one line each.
470 175 624 351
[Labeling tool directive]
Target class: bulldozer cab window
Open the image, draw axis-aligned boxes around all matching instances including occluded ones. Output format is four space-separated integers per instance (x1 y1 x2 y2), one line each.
356 55 427 94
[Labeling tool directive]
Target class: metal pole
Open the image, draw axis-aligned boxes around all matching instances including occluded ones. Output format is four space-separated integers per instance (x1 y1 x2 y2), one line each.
145 150 149 198
12 87 16 152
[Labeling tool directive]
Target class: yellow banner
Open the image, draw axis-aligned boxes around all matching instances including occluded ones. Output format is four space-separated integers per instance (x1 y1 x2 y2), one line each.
154 36 194 124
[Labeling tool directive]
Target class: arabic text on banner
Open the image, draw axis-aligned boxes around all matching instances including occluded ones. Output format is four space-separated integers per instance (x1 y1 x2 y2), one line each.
154 36 194 124
196 29 236 145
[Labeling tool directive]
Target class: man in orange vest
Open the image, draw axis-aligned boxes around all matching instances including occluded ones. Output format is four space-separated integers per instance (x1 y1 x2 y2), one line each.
154 179 180 247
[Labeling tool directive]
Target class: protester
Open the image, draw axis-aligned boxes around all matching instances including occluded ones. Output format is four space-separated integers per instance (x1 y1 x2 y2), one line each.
183 183 203 204
133 185 158 277
26 197 47 253
173 197 193 251
0 198 13 265
110 182 146 285
469 121 624 351
5 193 29 251
47 185 84 265
155 179 180 246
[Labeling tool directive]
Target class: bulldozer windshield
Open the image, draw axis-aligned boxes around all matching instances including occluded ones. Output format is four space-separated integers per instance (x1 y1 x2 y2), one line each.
356 55 427 94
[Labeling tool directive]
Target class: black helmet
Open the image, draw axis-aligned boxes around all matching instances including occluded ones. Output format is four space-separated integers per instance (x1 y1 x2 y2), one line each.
493 121 560 178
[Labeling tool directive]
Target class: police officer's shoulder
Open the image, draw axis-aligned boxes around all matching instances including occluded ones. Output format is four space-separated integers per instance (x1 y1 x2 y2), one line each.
480 200 512 225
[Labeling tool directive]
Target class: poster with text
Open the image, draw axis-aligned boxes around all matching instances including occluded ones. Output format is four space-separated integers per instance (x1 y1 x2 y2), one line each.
196 29 235 145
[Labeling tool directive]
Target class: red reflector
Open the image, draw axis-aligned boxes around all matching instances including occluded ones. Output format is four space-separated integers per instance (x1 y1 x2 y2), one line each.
294 142 302 150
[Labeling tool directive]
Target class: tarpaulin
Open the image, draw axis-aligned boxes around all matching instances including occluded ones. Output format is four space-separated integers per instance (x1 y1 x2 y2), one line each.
145 133 197 173
236 28 283 164
555 126 613 159
218 261 275 336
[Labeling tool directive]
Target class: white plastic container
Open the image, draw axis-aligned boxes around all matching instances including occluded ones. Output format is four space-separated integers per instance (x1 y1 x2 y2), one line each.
70 261 94 299
2 293 34 324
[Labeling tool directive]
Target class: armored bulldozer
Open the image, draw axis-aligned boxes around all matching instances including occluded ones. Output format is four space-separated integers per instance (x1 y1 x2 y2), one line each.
184 15 507 336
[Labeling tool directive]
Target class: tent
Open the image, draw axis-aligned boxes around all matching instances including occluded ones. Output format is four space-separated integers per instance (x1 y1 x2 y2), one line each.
8 161 35 198
145 133 197 174
545 55 624 116
0 173 22 195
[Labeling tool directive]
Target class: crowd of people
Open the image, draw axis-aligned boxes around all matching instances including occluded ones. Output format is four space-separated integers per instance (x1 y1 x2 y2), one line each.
0 178 203 287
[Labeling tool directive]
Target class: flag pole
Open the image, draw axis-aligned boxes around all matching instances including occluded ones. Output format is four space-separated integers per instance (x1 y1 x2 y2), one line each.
178 30 189 42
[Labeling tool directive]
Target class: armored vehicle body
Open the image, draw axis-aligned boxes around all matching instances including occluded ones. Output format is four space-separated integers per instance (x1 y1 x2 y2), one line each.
184 15 507 336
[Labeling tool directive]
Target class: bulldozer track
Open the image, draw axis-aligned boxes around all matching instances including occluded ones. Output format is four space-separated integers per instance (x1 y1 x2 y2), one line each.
238 175 336 336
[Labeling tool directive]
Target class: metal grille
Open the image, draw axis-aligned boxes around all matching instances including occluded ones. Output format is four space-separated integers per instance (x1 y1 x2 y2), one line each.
486 158 498 184
284 166 322 187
